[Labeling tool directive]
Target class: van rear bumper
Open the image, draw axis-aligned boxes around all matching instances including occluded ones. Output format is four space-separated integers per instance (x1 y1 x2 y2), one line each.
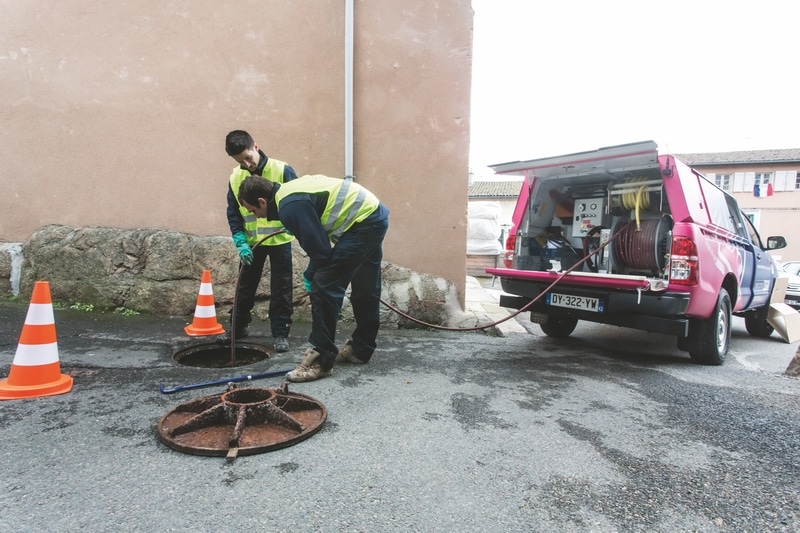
498 278 691 337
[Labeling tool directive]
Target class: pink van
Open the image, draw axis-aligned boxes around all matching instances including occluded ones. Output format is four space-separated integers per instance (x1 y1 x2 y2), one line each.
486 141 787 365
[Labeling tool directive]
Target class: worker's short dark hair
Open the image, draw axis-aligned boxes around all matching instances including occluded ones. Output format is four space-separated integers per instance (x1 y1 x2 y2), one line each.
225 130 255 156
238 175 274 206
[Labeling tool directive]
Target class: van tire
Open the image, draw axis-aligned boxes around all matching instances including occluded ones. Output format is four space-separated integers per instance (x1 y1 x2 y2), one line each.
688 289 731 365
744 309 774 338
540 316 579 338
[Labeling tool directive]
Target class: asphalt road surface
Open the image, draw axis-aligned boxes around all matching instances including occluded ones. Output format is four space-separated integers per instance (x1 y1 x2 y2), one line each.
0 300 798 532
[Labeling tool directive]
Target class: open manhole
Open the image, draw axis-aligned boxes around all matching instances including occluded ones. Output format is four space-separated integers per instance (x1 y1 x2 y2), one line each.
157 382 326 459
173 341 271 368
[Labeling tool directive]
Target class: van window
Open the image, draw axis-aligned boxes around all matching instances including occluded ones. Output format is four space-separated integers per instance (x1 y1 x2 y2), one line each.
698 177 735 233
741 213 764 249
725 195 749 239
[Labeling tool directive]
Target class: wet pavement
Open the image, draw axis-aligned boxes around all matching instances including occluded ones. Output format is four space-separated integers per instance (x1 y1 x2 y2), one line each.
1 284 799 532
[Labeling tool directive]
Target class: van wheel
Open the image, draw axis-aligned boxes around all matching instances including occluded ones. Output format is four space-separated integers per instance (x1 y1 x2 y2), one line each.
540 316 578 338
688 289 731 365
744 309 774 338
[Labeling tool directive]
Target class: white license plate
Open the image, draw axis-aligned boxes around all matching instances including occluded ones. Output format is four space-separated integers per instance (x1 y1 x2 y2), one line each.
546 293 604 312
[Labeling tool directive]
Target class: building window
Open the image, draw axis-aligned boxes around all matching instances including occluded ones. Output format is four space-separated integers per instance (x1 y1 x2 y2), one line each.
715 174 731 191
755 172 772 186
796 171 800 190
743 209 760 230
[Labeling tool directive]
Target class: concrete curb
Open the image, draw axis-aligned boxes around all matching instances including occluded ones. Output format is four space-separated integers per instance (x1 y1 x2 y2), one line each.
464 275 527 337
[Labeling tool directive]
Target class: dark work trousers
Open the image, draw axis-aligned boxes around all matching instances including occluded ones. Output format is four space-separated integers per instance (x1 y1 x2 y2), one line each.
233 241 293 339
309 217 389 370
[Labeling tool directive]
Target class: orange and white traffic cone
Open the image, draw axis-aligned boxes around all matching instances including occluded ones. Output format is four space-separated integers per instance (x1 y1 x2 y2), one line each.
184 270 226 336
0 281 73 400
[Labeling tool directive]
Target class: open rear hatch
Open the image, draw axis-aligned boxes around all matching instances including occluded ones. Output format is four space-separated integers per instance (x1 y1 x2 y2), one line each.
487 141 670 283
490 140 660 181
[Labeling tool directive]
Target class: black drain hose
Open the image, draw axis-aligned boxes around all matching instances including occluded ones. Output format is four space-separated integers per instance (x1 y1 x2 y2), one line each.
165 229 621 394
231 228 621 338
382 229 623 332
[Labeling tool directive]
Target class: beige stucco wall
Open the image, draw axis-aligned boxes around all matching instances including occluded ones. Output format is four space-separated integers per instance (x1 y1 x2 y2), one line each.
0 0 472 303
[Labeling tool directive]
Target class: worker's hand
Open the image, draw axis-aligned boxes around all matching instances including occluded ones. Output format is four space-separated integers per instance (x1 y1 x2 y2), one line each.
238 246 253 266
232 232 253 266
302 274 312 293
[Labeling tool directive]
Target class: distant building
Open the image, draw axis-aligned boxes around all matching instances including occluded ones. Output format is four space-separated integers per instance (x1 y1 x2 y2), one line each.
676 148 800 262
467 180 523 228
465 180 523 276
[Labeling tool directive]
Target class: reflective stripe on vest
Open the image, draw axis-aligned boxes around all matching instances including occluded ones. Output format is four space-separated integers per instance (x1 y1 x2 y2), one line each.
276 175 379 243
229 159 294 247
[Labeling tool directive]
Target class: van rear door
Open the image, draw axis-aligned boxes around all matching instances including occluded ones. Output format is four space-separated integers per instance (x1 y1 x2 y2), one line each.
490 140 660 181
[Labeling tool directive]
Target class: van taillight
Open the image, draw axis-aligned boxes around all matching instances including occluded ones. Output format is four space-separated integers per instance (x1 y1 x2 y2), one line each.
503 234 516 268
670 236 698 285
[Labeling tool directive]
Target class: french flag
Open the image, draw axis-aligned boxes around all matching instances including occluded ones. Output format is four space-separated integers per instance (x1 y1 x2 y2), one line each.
754 183 773 197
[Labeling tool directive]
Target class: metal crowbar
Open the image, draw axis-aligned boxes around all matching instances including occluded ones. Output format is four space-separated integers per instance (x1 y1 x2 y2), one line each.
158 369 292 394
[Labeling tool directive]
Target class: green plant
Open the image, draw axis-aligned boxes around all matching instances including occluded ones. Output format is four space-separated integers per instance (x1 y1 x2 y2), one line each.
70 302 95 312
115 307 140 316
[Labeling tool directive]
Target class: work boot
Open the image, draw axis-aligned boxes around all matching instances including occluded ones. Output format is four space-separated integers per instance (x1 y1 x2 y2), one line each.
335 339 367 364
216 325 249 343
286 348 332 382
274 337 289 353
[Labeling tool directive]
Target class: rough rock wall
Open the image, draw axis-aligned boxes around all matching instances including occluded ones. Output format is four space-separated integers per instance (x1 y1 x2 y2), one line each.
3 225 474 329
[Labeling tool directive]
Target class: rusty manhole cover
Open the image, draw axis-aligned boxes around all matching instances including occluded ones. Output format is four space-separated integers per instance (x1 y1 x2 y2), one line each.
157 382 326 459
173 341 271 368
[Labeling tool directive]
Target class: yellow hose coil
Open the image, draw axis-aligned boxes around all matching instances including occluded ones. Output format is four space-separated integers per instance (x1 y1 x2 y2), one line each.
621 177 649 230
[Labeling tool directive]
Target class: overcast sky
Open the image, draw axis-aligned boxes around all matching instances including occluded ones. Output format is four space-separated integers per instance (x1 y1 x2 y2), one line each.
469 0 800 177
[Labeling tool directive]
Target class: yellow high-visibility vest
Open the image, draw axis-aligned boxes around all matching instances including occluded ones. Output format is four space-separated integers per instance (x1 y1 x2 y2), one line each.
229 159 294 247
276 175 379 243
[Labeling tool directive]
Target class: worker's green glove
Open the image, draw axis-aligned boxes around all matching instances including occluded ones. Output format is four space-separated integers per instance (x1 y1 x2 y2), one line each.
302 274 312 293
232 232 253 266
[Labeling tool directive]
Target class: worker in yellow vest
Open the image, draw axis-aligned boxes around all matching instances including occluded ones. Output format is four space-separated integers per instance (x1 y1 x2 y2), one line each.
237 174 389 382
224 130 296 353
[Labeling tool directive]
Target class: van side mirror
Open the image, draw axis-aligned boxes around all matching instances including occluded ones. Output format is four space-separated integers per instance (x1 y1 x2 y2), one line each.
767 236 787 250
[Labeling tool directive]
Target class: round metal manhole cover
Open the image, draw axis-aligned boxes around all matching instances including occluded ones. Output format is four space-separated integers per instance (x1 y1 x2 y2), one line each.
173 341 271 369
157 382 327 459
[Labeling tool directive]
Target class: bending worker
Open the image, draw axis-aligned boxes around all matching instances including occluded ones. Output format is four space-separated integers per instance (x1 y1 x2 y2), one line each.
237 174 390 382
224 130 296 353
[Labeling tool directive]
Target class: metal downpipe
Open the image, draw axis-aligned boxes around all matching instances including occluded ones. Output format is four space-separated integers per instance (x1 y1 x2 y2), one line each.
344 0 354 181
